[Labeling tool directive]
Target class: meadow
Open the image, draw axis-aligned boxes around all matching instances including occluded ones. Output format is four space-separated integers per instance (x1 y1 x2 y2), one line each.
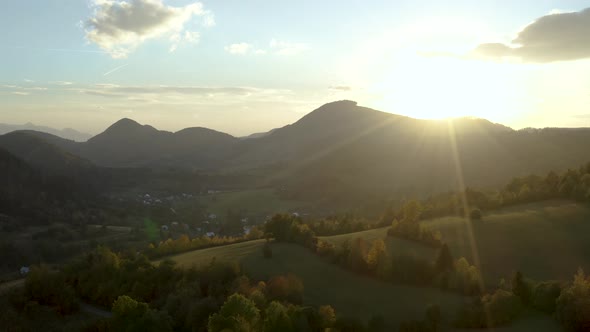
179 188 307 220
166 239 465 325
164 199 590 329
322 200 590 283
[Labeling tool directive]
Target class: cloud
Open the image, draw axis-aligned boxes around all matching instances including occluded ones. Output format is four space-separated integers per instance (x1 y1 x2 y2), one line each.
11 92 30 96
572 114 590 119
224 43 252 55
329 85 352 91
84 0 214 58
270 39 309 55
473 8 590 62
77 85 286 99
50 81 74 86
225 40 309 56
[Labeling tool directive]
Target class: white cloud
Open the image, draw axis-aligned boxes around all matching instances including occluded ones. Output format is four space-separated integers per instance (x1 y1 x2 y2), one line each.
474 8 590 62
184 31 200 43
50 81 74 86
225 40 309 56
84 0 214 58
225 43 252 55
270 39 309 55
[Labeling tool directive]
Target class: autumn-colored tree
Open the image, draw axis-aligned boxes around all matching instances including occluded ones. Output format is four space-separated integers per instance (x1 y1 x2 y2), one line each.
366 239 386 272
208 293 260 332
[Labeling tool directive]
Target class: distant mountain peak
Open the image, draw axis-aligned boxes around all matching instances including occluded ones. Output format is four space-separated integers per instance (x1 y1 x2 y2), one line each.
318 100 358 109
109 118 141 129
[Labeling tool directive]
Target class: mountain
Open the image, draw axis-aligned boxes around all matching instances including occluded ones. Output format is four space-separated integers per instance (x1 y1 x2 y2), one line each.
225 101 590 204
0 122 92 141
0 131 93 176
81 118 238 168
10 101 590 207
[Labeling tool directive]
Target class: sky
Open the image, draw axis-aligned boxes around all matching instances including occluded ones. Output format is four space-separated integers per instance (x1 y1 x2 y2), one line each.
1 0 590 136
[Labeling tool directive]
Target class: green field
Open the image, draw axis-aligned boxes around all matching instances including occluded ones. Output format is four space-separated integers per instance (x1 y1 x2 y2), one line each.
162 200 586 329
323 200 590 284
320 227 438 260
425 200 590 283
182 188 306 219
165 240 465 325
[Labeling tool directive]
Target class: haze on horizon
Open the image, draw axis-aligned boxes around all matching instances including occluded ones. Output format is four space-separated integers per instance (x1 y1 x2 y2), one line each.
2 0 590 136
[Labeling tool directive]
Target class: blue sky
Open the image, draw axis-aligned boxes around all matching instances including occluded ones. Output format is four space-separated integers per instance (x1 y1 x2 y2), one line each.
1 0 590 136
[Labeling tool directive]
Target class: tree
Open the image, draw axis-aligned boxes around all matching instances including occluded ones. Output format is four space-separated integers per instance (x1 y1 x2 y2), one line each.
208 293 260 332
366 239 386 272
470 208 482 220
555 268 590 331
263 241 273 258
317 305 336 329
402 200 422 223
348 237 369 273
25 265 79 315
425 304 442 331
263 301 294 332
367 315 386 332
435 244 454 273
111 295 173 332
511 271 531 305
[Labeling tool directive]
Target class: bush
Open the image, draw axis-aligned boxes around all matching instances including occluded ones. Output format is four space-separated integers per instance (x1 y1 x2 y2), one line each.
483 289 522 326
454 290 522 328
532 281 562 313
511 271 532 305
555 269 590 331
263 242 273 259
470 208 483 220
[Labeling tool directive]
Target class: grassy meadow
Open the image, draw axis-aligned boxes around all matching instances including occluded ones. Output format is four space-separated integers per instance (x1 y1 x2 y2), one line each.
322 200 590 283
165 240 465 325
178 188 307 220
162 199 588 329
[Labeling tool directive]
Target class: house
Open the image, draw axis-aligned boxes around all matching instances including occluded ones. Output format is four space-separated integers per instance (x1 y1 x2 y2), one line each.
208 214 217 219
206 232 216 238
161 225 169 231
19 266 30 276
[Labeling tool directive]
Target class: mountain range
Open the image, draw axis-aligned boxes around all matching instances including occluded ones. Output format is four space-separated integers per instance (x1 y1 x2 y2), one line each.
0 122 92 142
3 100 590 205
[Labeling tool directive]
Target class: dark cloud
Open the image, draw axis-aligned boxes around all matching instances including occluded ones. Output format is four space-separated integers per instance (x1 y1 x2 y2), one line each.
474 8 590 62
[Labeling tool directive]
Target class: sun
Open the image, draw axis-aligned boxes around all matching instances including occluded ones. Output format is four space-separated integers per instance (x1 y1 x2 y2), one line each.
372 53 529 123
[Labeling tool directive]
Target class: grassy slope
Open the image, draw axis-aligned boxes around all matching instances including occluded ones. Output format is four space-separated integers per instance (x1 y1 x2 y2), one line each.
183 188 306 219
322 200 590 283
166 240 465 324
164 200 584 330
425 200 590 283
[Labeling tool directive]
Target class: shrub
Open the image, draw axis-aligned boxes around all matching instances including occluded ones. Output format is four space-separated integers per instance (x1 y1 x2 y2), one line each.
470 208 483 220
555 269 590 331
483 289 522 326
263 242 273 259
532 281 562 313
454 290 522 328
511 271 532 305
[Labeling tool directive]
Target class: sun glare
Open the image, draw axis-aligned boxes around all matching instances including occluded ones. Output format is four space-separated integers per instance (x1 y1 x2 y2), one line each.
373 54 530 123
